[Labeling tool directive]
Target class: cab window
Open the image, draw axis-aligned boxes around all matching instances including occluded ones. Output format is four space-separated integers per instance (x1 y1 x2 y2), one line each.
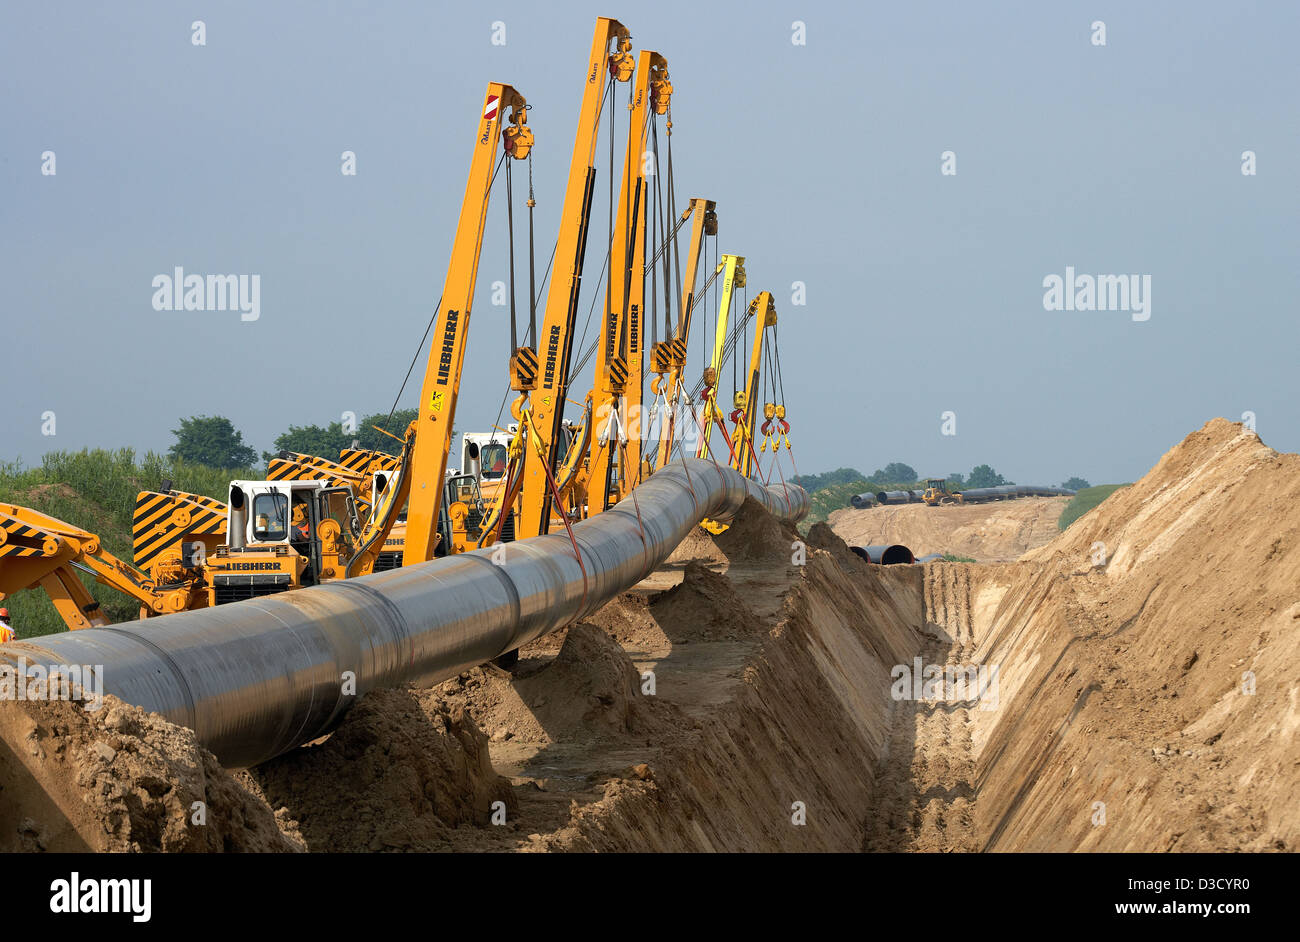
481 443 508 479
252 493 289 542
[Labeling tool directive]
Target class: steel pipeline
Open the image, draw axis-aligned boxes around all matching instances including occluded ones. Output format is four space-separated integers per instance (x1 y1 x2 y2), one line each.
1 459 806 767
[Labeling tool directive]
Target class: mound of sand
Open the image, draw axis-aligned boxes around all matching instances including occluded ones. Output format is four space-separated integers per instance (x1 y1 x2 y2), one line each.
665 524 726 566
648 561 761 642
551 552 925 851
713 496 800 563
436 623 682 745
244 687 513 852
805 520 873 574
583 593 656 646
0 694 297 853
973 419 1300 850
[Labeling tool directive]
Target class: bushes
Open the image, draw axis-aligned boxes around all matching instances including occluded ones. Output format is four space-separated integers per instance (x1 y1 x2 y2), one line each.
803 479 872 525
1058 484 1128 530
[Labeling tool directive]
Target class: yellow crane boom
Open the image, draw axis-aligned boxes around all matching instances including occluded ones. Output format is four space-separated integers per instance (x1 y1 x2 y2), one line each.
401 82 534 565
513 17 634 539
650 196 716 470
587 48 670 512
694 253 745 460
731 291 778 478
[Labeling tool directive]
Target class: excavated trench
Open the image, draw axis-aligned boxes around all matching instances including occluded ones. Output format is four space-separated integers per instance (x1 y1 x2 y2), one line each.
2 420 1297 852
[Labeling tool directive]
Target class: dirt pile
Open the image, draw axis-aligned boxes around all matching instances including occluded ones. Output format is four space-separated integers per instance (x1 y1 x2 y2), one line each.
806 520 873 573
573 555 766 648
647 561 761 643
243 687 513 852
666 524 726 566
0 694 297 852
972 419 1300 850
713 496 800 562
828 495 1069 561
8 419 1293 854
433 623 681 746
583 593 655 647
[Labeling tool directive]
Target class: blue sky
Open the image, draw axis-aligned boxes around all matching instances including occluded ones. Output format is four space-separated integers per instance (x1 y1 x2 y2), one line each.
2 1 1296 486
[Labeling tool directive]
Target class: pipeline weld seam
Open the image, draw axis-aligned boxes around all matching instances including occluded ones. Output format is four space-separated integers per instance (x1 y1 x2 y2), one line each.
328 577 417 669
97 626 199 724
460 551 524 649
239 599 334 763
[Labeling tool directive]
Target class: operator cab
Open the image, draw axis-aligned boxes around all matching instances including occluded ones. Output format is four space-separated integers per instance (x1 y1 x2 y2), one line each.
215 480 361 602
460 429 512 484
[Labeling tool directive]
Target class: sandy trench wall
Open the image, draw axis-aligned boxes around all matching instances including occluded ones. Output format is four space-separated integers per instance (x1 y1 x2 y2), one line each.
970 420 1300 851
542 552 925 852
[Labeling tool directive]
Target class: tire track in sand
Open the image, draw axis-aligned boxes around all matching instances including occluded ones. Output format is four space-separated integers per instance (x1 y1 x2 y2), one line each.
862 563 979 852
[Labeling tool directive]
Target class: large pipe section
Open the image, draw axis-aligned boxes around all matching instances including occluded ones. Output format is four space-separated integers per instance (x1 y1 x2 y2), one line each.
850 543 915 565
849 492 876 509
876 489 918 505
1 459 806 768
959 484 1075 503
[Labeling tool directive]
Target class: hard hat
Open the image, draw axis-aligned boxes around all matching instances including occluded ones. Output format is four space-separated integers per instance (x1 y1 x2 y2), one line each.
0 608 9 618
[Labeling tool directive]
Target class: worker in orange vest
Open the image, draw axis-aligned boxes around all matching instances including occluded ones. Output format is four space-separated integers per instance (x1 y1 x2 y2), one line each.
0 608 13 644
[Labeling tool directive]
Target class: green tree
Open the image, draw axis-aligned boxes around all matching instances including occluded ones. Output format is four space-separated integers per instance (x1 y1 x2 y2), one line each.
791 467 868 492
269 421 350 461
868 462 917 485
168 416 258 469
966 464 1007 488
353 409 419 453
1061 476 1090 491
947 472 965 486
265 408 421 462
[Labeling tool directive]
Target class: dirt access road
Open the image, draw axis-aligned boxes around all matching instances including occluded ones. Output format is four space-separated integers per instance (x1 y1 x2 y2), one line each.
828 496 1070 561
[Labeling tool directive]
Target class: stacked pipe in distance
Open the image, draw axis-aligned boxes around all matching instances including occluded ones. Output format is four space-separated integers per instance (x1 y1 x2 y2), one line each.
0 459 806 768
959 484 1076 503
875 490 919 505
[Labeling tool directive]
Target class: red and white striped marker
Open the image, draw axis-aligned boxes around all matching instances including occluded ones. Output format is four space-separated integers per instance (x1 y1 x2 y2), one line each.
483 95 499 121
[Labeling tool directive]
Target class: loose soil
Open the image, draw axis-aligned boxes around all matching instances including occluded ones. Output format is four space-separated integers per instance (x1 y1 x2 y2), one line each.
2 418 1294 852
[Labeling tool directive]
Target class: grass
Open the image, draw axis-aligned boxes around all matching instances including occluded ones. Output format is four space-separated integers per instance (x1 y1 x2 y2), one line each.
0 449 250 639
802 479 872 526
1058 484 1129 530
941 553 977 563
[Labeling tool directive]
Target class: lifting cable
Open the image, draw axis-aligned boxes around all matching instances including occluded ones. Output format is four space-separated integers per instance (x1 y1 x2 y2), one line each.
771 323 798 478
570 243 613 378
506 158 518 353
572 78 621 387
648 150 658 352
527 152 538 348
616 76 634 357
666 129 681 343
